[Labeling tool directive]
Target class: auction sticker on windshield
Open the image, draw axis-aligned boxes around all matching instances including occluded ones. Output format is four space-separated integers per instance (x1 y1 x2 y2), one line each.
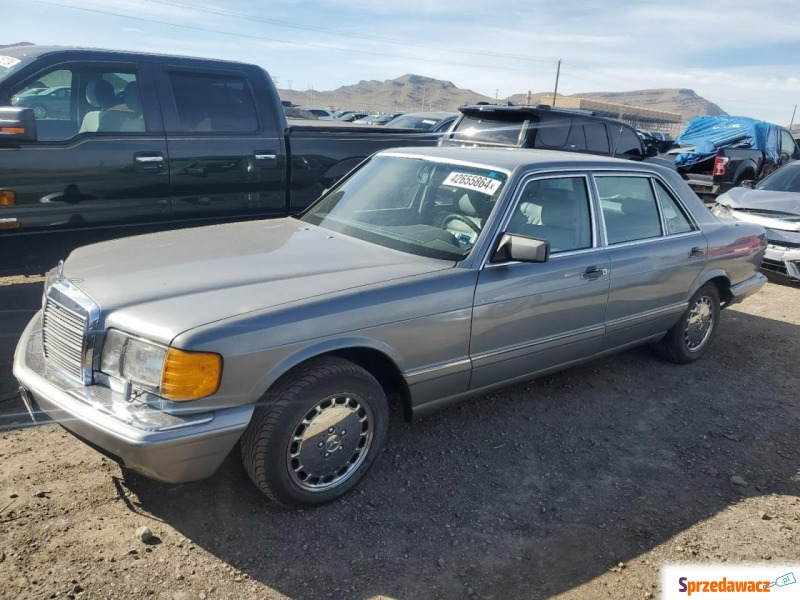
444 172 502 195
0 56 21 69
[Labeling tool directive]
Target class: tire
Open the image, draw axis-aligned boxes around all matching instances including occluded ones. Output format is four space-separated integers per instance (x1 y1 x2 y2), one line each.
241 357 389 509
653 283 720 364
31 105 46 119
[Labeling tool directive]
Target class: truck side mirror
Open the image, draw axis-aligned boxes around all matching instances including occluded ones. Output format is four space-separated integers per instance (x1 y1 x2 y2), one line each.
0 107 38 144
645 145 658 158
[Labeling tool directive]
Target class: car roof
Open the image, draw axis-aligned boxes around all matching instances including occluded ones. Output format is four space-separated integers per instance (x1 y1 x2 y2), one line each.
378 146 662 173
457 104 626 127
1 45 253 67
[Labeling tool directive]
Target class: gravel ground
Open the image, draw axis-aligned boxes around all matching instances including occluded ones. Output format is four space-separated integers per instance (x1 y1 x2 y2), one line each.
0 276 798 600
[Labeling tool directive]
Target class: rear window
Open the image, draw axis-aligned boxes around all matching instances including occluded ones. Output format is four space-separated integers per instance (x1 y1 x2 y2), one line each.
449 114 530 146
167 71 258 133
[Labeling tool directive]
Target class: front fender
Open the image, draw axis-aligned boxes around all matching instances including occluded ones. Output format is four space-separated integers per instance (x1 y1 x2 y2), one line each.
250 336 405 402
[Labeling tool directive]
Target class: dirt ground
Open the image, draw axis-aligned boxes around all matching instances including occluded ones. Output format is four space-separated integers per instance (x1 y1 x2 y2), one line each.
0 275 798 600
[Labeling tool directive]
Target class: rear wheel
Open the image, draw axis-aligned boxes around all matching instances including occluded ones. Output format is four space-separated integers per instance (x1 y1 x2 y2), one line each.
241 357 389 508
653 283 720 364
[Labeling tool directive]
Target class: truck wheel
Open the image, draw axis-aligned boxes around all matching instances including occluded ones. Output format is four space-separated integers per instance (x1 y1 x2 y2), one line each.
653 283 720 364
31 105 46 119
241 357 389 508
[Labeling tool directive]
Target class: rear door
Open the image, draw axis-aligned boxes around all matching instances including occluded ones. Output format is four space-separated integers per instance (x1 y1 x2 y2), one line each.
155 65 287 222
594 173 707 350
1 58 169 233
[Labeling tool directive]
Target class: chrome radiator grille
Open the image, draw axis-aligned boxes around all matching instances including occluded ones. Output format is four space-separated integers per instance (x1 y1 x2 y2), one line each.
42 297 88 382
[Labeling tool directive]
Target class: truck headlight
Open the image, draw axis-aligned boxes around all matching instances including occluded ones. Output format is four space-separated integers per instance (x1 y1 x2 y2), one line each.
100 329 221 401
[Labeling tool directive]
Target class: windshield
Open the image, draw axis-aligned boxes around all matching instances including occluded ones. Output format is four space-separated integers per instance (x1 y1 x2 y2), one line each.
0 47 35 84
755 163 800 192
301 154 509 261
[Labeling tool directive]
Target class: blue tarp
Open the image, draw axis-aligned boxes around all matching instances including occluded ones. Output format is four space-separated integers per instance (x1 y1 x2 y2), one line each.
674 116 780 167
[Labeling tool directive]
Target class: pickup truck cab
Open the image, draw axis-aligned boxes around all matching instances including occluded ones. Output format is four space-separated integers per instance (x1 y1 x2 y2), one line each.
0 46 436 272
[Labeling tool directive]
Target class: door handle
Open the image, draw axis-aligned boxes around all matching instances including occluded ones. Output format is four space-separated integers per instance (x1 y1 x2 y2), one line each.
688 246 705 259
581 266 608 280
134 152 165 172
253 151 278 169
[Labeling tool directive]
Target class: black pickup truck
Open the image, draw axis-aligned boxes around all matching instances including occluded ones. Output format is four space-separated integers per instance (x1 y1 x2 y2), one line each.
669 116 800 202
0 46 437 272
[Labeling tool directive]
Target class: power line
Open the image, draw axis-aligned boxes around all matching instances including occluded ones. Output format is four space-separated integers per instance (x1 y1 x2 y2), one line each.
144 0 558 64
25 0 537 73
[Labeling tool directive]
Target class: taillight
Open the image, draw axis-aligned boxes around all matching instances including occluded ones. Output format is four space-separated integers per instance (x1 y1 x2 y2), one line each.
713 156 730 176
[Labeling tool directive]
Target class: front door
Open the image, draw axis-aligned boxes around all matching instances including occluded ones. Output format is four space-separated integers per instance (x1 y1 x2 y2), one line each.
1 60 169 233
470 174 610 390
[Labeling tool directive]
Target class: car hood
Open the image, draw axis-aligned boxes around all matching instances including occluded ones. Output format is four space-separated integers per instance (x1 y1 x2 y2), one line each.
717 187 800 216
63 219 454 343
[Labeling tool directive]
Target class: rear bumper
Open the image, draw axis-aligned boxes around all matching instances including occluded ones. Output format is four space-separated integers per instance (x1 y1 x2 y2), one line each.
728 272 768 304
13 312 253 483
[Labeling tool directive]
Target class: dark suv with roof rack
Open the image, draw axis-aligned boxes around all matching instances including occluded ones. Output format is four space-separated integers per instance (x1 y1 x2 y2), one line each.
441 104 673 170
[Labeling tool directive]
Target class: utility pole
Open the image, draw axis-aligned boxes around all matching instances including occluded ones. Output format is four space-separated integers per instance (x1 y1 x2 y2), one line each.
552 59 561 107
790 104 797 130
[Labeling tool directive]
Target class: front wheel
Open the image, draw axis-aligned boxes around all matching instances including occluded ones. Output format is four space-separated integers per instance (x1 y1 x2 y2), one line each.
653 283 720 364
31 105 46 119
241 357 389 508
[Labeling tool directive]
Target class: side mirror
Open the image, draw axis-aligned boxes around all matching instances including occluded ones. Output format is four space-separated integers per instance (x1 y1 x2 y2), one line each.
0 107 38 144
645 144 658 158
491 233 550 264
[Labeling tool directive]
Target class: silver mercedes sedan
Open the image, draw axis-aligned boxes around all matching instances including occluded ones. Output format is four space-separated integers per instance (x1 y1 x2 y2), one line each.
14 147 767 508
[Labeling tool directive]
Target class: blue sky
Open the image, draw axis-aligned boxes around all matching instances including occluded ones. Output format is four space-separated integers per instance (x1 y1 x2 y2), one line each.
4 0 800 125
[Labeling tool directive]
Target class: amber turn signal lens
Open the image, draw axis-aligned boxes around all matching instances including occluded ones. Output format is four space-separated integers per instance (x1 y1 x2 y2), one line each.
160 348 222 401
0 127 25 135
0 191 14 207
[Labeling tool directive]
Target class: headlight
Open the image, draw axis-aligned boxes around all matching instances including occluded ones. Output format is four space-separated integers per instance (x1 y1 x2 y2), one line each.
710 203 733 219
100 329 221 401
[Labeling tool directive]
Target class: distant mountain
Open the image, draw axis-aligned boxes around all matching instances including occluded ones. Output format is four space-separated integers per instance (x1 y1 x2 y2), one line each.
0 42 34 49
564 89 726 121
279 75 727 123
279 74 494 114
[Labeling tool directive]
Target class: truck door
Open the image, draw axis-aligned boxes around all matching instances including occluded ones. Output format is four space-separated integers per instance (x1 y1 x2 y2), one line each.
0 59 169 235
156 66 287 222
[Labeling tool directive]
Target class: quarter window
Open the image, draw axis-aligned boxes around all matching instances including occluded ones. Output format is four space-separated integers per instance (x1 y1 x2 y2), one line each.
654 180 694 234
596 176 663 244
609 125 643 157
507 176 593 253
168 72 258 133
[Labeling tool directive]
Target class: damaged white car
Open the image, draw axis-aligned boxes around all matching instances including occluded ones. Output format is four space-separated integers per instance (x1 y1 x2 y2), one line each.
712 162 800 283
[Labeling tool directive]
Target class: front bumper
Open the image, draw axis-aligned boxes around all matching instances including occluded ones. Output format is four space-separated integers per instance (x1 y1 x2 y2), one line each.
761 244 800 282
13 312 253 483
